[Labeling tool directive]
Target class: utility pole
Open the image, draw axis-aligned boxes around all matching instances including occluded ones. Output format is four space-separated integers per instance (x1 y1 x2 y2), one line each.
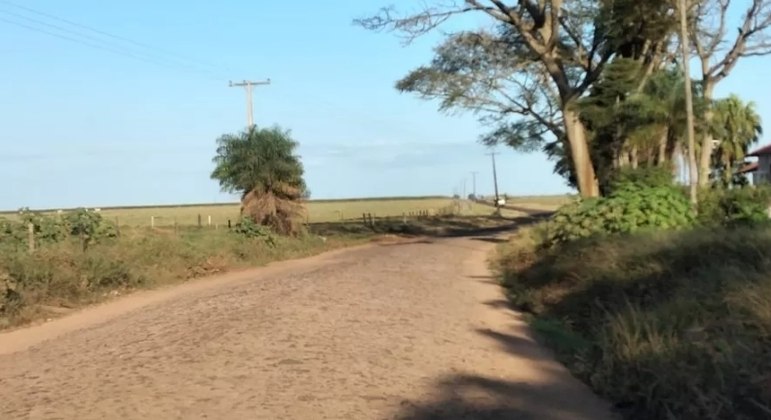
471 171 478 199
229 79 271 128
488 151 500 214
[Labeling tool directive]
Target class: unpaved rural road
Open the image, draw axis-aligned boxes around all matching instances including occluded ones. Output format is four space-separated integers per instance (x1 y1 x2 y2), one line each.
0 233 615 420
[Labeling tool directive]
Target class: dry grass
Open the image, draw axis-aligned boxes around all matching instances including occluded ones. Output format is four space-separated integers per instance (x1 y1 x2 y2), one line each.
495 226 771 419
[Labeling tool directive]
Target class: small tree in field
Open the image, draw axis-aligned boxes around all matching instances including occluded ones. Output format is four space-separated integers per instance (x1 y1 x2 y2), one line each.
211 126 308 236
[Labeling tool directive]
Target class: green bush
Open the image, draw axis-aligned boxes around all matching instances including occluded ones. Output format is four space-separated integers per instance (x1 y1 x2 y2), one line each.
63 209 118 250
0 209 118 251
699 186 771 227
607 165 676 194
18 209 69 244
233 217 277 246
497 227 771 419
547 184 694 246
0 217 26 247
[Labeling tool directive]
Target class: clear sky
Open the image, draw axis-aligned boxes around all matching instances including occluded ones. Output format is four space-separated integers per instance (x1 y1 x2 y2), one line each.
1 1 768 210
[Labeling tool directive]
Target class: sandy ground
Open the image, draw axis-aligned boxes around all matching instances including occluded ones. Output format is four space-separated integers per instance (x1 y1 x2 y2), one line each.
0 234 616 420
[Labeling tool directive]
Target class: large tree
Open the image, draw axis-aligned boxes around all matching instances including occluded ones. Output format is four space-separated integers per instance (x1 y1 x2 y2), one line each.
577 61 700 189
690 0 771 187
357 0 675 197
211 126 307 235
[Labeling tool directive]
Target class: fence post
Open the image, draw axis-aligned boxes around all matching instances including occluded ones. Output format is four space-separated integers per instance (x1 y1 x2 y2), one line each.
227 219 232 229
115 217 121 238
27 222 34 254
403 212 407 224
150 216 155 228
208 215 212 227
197 214 202 228
362 213 367 226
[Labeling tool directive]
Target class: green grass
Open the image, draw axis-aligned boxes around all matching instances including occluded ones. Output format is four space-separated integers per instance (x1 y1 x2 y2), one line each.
0 196 567 227
494 226 771 419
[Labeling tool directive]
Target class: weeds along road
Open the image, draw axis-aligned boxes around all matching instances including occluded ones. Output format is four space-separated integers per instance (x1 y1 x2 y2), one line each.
0 232 615 420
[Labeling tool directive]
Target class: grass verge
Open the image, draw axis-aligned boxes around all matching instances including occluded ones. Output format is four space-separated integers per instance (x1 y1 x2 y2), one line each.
493 226 771 420
0 225 371 330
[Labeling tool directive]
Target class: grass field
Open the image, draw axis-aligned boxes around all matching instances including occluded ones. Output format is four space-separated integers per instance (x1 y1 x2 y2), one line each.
1 196 571 227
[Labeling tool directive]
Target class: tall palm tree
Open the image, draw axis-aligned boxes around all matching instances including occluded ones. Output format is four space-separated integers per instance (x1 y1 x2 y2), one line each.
211 126 308 235
710 95 763 186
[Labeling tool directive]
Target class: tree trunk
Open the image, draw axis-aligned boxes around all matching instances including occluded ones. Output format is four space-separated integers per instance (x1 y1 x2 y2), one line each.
679 0 699 205
619 149 630 167
698 81 716 187
563 108 600 197
657 129 668 165
630 146 639 169
672 142 682 180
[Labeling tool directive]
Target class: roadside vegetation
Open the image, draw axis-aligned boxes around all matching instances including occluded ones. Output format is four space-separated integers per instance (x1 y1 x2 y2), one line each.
494 170 771 419
0 208 371 329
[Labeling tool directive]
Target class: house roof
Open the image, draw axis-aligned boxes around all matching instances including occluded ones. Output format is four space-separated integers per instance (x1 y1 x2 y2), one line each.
748 144 771 156
737 162 759 174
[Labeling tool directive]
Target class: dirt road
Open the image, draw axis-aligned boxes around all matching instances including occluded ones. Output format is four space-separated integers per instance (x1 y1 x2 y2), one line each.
0 233 615 420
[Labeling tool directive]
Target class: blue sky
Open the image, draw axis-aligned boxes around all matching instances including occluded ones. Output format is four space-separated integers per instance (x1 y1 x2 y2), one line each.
0 1 768 209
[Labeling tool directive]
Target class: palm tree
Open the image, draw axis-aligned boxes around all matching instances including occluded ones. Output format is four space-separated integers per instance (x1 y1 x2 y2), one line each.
710 95 763 186
211 126 308 235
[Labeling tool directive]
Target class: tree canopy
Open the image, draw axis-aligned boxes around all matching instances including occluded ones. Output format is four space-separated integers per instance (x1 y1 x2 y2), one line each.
358 0 770 201
211 126 307 235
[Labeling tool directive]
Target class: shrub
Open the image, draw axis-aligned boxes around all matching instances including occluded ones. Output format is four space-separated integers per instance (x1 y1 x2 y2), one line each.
546 184 693 246
0 209 118 251
607 165 675 194
233 217 277 246
63 208 118 250
18 209 69 244
698 186 771 227
0 217 26 247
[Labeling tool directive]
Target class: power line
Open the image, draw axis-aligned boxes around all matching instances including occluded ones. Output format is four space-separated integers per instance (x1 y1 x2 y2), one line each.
0 10 181 65
0 17 223 81
0 0 230 75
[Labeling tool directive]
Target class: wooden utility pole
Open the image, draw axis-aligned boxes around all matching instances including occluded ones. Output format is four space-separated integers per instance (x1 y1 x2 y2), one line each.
471 171 478 199
27 223 34 254
488 152 501 214
229 79 271 127
678 0 699 205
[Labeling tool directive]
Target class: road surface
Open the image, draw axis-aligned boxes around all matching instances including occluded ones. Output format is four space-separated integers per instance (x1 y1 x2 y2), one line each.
0 233 615 420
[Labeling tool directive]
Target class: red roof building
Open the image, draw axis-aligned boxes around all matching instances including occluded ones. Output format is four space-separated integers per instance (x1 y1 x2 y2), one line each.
744 144 771 184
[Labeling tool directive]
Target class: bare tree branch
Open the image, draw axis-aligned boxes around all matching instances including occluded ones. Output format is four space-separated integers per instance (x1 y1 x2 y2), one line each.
695 0 771 84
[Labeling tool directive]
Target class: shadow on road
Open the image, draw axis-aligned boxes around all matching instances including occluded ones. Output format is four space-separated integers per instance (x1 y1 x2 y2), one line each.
394 372 610 420
311 212 551 241
391 324 614 420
